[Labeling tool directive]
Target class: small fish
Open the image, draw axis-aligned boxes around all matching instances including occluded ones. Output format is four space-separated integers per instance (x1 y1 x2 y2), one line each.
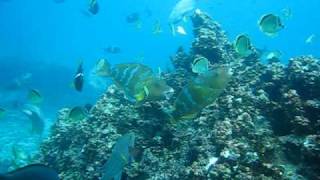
258 14 284 36
192 56 210 74
172 67 231 121
152 20 163 35
88 0 99 15
305 34 316 44
234 34 252 57
0 108 6 119
126 13 140 24
22 105 45 134
53 0 65 3
104 46 121 54
27 89 43 105
281 7 293 20
95 59 111 77
68 106 87 122
0 164 59 180
265 50 282 60
73 61 84 92
176 26 187 35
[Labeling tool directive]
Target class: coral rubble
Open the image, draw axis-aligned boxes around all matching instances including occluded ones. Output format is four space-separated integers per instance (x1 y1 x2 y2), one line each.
37 11 320 180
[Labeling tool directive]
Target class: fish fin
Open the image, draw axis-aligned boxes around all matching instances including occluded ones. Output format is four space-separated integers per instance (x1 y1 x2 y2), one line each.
182 15 188 22
170 24 176 36
114 173 122 180
143 86 150 97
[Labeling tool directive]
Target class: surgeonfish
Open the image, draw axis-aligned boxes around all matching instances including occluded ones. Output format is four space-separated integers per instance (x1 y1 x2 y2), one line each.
0 164 59 180
27 89 43 105
0 108 6 119
68 106 88 122
192 56 210 74
258 13 284 36
96 60 173 102
169 0 196 35
172 66 231 121
73 61 84 92
234 34 253 57
102 133 135 180
22 105 44 134
88 0 99 15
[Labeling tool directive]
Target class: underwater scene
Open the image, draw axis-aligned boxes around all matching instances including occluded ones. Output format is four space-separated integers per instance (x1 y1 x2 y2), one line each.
0 0 320 179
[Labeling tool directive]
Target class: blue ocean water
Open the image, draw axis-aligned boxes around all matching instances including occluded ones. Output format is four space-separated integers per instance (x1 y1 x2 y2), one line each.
0 0 319 174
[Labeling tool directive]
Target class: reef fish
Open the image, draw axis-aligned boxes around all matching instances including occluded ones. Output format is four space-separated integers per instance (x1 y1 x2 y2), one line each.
234 34 252 57
169 0 196 24
192 56 210 74
27 89 43 105
102 133 135 180
73 61 84 92
22 105 44 134
104 46 121 54
68 106 88 122
305 34 316 44
169 0 196 35
98 60 173 102
0 108 6 119
0 164 59 180
88 0 99 15
172 67 231 121
258 14 284 36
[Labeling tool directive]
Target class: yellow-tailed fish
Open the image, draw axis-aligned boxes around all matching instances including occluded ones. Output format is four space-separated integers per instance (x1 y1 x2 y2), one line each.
192 56 210 74
258 14 284 36
172 66 231 122
234 34 252 57
97 60 173 102
27 89 43 105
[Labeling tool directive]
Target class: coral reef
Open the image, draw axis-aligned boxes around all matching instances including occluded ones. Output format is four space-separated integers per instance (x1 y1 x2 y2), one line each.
37 11 320 180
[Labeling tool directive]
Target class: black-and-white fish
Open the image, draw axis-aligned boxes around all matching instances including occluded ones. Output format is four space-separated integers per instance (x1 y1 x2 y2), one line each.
73 62 84 92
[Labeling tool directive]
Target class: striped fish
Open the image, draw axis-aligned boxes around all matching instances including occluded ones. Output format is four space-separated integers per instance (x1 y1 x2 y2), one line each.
172 67 231 121
99 61 173 102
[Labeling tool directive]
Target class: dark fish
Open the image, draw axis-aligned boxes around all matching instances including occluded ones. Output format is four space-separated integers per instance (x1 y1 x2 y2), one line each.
0 164 59 180
126 13 140 23
84 103 93 112
74 62 84 92
88 0 99 15
68 106 87 122
104 46 121 54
